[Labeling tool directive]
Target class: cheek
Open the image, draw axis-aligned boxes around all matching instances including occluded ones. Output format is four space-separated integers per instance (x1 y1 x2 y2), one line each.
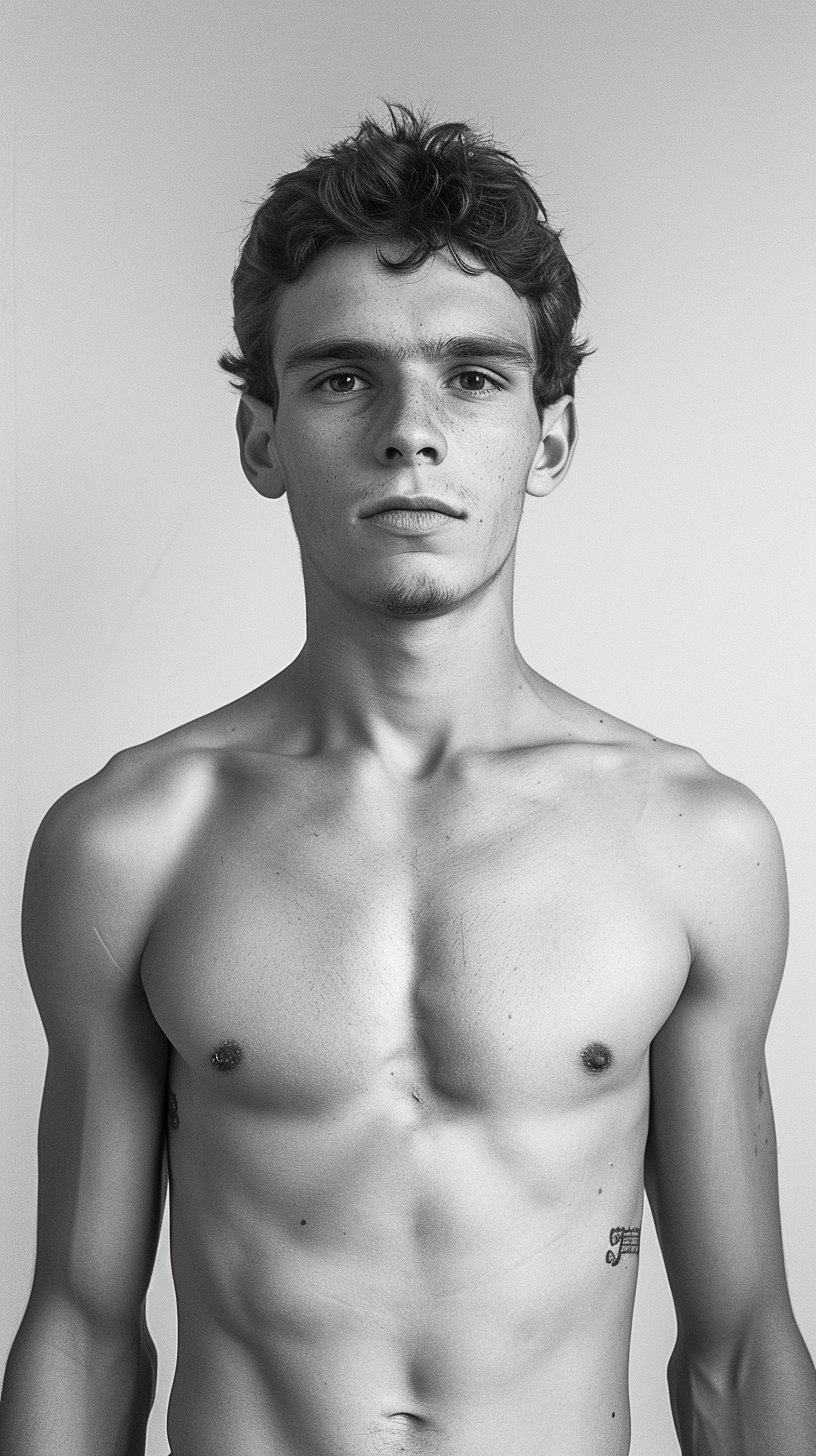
277 438 340 530
463 410 539 478
287 478 336 539
469 434 534 514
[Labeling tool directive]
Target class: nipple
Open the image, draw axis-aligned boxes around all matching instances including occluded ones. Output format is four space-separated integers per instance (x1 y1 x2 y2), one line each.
581 1041 613 1074
211 1039 243 1072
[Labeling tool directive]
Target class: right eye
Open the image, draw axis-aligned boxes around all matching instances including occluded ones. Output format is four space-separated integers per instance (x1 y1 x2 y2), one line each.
316 372 367 395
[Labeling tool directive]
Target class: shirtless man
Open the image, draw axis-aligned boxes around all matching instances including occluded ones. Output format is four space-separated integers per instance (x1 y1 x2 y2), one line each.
1 103 814 1456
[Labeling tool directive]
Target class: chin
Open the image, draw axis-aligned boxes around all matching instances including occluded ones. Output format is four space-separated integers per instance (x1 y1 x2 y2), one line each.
376 573 460 618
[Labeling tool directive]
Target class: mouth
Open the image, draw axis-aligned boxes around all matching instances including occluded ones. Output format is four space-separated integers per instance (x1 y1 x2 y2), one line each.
360 495 465 521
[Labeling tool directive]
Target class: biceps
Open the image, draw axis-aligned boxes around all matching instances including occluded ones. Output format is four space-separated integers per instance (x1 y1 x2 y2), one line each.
647 1001 788 1350
33 994 168 1325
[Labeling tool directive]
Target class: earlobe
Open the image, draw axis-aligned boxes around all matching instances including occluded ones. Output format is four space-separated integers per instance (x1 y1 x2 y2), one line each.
236 395 286 499
526 396 578 498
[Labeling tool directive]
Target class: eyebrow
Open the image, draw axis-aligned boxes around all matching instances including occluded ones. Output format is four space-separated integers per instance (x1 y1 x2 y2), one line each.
282 334 536 374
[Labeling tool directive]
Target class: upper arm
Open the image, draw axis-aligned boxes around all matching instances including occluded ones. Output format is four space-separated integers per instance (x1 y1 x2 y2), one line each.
22 767 172 1329
645 773 794 1358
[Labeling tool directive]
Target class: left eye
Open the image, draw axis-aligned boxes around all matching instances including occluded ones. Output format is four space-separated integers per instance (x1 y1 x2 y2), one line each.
455 371 497 393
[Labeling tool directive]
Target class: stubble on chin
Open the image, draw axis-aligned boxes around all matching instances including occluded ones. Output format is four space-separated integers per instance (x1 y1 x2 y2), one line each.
376 573 460 618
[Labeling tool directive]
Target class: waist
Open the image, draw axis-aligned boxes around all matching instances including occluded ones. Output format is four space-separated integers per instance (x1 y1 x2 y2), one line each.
167 1312 633 1456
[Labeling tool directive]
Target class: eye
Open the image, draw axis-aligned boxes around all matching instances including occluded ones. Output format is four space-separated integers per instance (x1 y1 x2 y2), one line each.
317 372 366 395
454 370 501 395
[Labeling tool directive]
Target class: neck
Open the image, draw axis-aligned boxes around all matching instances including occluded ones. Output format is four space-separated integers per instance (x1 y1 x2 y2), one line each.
286 566 547 777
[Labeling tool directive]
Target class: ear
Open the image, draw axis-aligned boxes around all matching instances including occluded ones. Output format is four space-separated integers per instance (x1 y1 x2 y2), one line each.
525 396 578 498
236 395 286 499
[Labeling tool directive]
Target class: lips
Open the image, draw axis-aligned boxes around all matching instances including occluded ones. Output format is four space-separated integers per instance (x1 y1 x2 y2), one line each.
360 495 464 519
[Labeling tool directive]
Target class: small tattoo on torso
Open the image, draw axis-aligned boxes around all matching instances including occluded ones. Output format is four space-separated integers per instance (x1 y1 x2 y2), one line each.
168 1090 179 1130
606 1226 640 1264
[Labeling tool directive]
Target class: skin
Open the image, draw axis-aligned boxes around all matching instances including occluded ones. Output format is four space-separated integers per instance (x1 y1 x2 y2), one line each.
1 240 814 1455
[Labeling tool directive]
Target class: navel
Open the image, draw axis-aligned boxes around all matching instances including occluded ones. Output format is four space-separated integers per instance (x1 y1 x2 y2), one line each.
211 1039 243 1072
581 1041 613 1074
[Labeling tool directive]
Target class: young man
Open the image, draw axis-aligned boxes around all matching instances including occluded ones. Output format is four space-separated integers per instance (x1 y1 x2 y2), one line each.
1 104 813 1456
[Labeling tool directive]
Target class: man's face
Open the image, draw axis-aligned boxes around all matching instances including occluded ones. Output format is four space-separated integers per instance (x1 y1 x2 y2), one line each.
257 240 558 618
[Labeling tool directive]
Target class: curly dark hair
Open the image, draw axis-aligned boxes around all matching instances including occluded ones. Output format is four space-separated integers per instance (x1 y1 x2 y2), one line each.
218 103 590 416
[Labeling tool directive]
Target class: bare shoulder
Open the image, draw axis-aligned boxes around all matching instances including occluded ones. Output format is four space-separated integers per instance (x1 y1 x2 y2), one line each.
552 682 781 860
24 705 260 999
541 682 787 997
30 673 291 883
638 732 781 859
25 670 303 988
31 733 214 901
609 720 787 1006
633 734 783 898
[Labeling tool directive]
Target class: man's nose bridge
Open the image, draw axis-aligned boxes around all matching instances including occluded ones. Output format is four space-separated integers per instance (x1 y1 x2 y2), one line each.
378 367 443 449
387 365 432 416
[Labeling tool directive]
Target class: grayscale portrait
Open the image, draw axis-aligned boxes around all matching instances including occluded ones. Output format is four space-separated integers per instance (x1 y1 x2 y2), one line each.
2 4 814 1454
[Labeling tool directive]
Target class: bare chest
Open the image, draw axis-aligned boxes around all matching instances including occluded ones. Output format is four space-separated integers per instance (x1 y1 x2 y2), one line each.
143 763 690 1115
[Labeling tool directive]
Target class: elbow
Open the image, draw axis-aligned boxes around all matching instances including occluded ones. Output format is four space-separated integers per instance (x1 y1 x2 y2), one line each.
667 1306 811 1451
667 1335 743 1451
24 1278 150 1362
0 1296 157 1453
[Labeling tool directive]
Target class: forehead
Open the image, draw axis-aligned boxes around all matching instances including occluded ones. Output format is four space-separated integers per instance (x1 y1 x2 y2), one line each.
272 241 535 367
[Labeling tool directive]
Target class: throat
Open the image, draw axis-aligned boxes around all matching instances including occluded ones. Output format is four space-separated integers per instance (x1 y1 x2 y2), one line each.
297 602 537 772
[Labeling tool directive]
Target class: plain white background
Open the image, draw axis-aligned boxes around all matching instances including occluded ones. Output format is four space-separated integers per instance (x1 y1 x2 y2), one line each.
2 2 814 1451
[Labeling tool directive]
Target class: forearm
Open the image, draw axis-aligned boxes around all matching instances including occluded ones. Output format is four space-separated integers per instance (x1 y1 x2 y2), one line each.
0 1296 157 1456
670 1318 816 1456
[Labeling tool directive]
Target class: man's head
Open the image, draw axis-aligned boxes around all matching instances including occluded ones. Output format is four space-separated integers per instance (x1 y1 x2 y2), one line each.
221 105 588 620
219 102 589 420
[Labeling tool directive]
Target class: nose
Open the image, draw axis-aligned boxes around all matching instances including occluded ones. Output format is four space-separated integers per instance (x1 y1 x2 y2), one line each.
372 381 447 466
